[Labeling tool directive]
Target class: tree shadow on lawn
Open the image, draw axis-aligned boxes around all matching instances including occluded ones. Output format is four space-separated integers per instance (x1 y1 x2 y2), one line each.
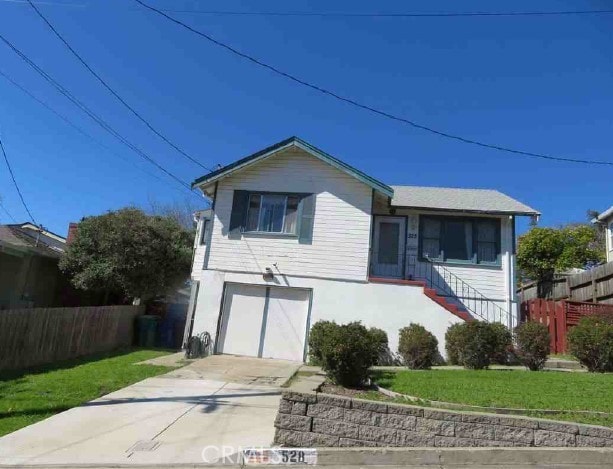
0 406 72 420
0 347 173 383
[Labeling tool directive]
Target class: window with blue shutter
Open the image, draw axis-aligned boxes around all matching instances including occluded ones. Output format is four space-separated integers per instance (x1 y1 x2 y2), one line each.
228 190 315 242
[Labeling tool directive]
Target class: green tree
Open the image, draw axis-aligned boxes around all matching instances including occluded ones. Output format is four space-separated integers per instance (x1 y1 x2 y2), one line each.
557 224 605 271
59 207 193 301
517 224 605 283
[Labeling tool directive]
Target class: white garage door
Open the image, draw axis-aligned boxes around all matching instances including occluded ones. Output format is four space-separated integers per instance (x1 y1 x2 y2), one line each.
218 284 310 362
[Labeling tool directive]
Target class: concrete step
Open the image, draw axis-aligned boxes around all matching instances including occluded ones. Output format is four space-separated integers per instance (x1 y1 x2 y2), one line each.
545 358 583 370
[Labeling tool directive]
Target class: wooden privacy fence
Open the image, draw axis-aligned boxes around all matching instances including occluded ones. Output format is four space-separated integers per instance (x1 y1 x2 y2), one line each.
518 262 613 304
0 305 144 371
521 299 613 353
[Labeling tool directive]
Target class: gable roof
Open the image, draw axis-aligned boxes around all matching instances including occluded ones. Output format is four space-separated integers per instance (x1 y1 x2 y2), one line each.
191 136 394 197
191 137 539 217
390 185 540 216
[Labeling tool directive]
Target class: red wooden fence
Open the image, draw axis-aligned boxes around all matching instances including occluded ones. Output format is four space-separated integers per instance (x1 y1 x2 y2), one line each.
521 299 613 354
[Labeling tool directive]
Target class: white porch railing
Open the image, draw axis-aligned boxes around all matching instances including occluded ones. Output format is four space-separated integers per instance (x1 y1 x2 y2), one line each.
408 255 510 325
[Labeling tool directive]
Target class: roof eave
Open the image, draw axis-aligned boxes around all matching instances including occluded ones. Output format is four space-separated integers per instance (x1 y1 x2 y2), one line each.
389 205 541 216
597 206 613 221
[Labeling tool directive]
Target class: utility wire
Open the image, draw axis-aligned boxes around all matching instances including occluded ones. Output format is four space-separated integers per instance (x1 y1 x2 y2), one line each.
0 33 195 190
0 68 196 198
27 0 215 173
0 134 37 223
155 8 613 18
5 1 613 17
0 0 83 6
135 0 613 167
0 198 17 223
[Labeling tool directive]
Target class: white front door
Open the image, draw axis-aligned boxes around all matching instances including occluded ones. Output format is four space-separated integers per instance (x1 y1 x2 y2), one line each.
218 284 310 362
372 216 406 278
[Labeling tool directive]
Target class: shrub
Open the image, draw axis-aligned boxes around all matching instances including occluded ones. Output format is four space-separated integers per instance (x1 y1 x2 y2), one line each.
369 327 397 365
398 324 439 369
456 321 499 369
308 320 337 365
445 323 466 365
316 321 379 387
568 315 613 373
490 322 513 365
514 322 550 371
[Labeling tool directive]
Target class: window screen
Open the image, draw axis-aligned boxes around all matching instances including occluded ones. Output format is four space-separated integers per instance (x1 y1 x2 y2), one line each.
378 222 400 264
245 193 301 234
420 216 500 264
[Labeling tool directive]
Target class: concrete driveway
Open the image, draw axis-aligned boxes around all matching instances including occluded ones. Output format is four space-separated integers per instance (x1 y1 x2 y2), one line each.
0 355 300 466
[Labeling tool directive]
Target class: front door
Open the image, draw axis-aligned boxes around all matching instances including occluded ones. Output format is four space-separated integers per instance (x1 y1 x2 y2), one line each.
372 216 406 278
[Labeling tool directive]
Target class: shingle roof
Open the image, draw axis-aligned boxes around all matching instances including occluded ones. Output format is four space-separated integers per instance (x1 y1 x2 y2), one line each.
0 224 66 258
191 137 539 216
390 185 540 215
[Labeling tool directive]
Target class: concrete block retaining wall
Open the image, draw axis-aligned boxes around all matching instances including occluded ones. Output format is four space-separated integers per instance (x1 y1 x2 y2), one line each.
274 391 613 448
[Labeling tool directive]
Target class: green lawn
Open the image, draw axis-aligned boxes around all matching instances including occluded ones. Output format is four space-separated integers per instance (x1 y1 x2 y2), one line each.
374 369 613 427
0 348 175 437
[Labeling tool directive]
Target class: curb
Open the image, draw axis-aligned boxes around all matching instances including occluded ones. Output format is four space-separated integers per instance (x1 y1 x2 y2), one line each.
4 448 613 468
313 447 613 466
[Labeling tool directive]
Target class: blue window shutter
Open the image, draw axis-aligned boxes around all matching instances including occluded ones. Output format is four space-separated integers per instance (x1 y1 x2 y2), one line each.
229 190 249 235
299 194 316 244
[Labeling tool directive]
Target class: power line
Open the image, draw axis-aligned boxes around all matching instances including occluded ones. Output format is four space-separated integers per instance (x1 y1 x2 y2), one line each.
153 8 613 18
135 0 613 167
27 0 215 173
0 134 37 223
0 0 83 6
0 198 17 223
0 33 196 190
0 68 196 198
5 0 613 18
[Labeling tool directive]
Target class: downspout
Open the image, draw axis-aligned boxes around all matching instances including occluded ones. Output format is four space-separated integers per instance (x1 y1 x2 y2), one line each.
366 189 376 280
507 215 516 328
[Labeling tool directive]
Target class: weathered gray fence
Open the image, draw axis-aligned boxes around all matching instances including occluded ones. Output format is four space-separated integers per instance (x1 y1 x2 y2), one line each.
0 305 144 371
518 262 613 305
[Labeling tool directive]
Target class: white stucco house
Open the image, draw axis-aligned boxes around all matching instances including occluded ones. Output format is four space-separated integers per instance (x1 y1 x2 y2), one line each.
184 137 539 361
594 206 613 263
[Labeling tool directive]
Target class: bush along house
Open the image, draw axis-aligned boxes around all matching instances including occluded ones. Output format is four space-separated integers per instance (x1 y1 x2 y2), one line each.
185 137 539 361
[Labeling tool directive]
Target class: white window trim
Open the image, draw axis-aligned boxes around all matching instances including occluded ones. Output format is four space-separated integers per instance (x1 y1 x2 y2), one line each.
246 193 297 235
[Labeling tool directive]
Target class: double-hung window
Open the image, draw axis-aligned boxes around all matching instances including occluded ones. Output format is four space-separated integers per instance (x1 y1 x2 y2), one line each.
419 215 501 265
245 194 300 234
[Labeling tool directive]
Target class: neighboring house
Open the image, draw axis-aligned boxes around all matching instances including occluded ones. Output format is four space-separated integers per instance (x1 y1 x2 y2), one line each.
0 223 66 309
594 206 613 263
186 137 539 361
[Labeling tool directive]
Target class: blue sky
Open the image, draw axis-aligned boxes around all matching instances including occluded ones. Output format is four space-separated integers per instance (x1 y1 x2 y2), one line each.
0 0 611 237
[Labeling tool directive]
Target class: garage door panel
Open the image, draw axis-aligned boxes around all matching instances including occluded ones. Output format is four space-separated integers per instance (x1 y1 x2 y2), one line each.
261 288 310 362
218 284 266 357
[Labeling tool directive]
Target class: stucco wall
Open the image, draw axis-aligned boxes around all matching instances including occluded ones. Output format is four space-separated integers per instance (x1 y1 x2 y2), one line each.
191 270 464 359
275 391 613 448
